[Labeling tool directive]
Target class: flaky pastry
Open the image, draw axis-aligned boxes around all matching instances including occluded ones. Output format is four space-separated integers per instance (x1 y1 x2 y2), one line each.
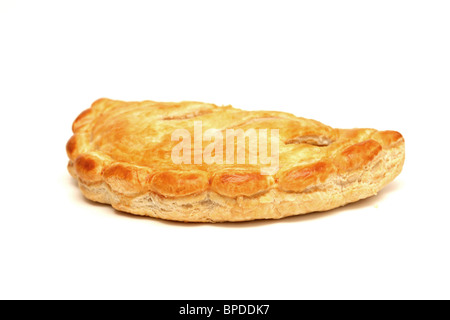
66 98 405 222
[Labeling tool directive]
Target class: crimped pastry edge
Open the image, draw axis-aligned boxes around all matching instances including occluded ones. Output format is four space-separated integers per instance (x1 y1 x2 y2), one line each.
70 143 405 222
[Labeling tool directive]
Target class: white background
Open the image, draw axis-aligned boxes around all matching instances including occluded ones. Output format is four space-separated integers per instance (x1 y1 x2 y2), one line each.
0 0 449 300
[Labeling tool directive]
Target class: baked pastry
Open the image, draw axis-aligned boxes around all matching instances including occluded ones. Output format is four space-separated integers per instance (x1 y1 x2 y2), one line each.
66 98 405 222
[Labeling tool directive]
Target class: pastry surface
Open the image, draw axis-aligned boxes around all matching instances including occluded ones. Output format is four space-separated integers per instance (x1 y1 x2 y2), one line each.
67 98 405 222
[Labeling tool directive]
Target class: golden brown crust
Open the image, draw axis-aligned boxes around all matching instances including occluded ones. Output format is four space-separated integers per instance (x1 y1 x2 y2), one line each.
74 153 105 183
372 130 404 148
72 108 92 132
336 140 382 173
66 135 77 159
150 170 209 197
103 163 154 195
67 98 405 222
279 161 333 193
211 170 274 197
